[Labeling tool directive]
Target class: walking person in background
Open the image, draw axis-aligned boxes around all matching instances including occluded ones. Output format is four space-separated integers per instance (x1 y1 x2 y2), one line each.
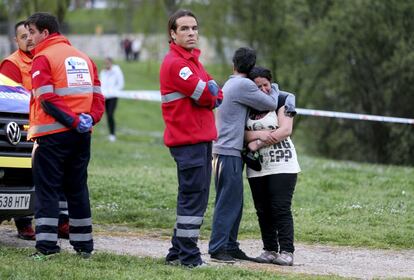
160 9 223 268
121 37 132 61
131 37 142 61
25 12 104 259
245 66 300 266
100 57 124 142
209 47 281 263
0 21 70 241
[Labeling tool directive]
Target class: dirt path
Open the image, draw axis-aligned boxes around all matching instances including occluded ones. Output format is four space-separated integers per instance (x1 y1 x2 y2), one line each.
1 225 413 279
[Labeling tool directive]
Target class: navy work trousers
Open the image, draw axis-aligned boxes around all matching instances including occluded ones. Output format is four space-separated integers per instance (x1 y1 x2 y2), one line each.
166 142 212 266
33 130 93 254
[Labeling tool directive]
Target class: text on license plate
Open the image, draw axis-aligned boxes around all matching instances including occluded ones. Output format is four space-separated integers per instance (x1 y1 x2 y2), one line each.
0 194 30 210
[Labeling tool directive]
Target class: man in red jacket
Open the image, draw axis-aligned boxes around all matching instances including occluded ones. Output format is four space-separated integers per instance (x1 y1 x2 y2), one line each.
25 12 104 259
160 9 223 268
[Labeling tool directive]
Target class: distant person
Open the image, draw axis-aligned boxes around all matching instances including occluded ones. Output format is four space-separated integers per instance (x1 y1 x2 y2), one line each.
209 47 286 263
25 12 105 259
245 66 300 266
159 9 223 268
0 21 70 241
122 37 132 61
100 57 124 142
131 37 142 61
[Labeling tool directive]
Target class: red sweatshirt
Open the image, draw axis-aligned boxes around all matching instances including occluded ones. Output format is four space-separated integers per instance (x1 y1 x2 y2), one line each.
160 43 223 147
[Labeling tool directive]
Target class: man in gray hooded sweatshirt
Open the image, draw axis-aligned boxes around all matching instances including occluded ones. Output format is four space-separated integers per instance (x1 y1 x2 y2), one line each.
209 47 281 263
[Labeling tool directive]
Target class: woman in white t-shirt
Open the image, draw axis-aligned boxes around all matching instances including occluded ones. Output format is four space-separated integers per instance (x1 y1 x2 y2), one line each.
244 66 300 266
99 57 124 142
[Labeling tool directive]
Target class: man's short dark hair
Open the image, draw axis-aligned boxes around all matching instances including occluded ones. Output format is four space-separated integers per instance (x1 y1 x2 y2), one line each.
167 9 197 43
248 66 273 82
25 12 59 34
232 47 256 74
14 21 26 36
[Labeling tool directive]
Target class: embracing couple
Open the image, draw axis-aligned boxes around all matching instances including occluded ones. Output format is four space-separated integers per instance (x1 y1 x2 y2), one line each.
210 47 300 266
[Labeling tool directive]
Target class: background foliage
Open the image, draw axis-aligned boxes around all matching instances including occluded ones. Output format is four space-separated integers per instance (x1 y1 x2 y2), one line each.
1 0 413 164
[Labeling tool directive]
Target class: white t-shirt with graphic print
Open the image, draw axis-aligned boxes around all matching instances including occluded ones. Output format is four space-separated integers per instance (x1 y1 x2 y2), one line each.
246 110 301 178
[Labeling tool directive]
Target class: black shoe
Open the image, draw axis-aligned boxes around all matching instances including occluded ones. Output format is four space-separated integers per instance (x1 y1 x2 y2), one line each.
210 251 236 263
76 251 92 259
228 248 253 261
17 225 36 240
30 251 57 261
183 261 208 268
165 257 180 266
165 254 180 266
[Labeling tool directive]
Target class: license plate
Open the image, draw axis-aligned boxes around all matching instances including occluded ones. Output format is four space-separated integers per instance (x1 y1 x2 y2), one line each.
0 194 31 210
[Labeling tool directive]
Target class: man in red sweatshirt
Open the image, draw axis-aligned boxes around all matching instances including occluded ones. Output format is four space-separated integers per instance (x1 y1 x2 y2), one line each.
160 9 223 268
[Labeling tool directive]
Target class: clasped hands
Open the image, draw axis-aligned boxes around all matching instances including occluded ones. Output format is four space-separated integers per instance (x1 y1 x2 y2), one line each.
248 130 278 152
76 113 93 133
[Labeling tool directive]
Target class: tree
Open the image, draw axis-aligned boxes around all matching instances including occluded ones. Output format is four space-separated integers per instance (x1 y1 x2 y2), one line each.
2 0 71 53
298 0 414 164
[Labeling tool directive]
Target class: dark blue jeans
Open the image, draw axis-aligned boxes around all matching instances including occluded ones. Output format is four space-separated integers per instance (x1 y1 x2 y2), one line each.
248 173 297 253
208 154 244 254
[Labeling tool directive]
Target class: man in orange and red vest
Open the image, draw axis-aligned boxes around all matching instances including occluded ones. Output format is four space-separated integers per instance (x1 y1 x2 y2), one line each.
0 21 33 90
0 21 71 242
0 21 36 241
25 12 104 259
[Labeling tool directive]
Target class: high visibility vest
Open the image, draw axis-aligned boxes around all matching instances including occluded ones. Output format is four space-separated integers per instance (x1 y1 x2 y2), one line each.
0 49 32 90
28 35 95 139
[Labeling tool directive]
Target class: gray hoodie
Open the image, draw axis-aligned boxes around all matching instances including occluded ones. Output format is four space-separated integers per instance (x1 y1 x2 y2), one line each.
213 75 279 157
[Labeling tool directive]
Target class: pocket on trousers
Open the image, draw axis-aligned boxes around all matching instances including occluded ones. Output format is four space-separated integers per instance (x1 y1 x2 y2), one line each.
170 144 205 171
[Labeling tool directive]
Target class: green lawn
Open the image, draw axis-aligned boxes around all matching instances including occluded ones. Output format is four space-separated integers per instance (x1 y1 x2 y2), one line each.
0 248 343 280
89 99 413 249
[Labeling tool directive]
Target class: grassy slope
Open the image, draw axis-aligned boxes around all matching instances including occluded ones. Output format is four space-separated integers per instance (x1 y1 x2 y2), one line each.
90 98 413 249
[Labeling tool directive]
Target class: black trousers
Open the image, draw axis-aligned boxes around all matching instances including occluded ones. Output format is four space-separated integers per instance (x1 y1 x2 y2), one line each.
248 173 297 253
33 130 93 254
105 98 118 135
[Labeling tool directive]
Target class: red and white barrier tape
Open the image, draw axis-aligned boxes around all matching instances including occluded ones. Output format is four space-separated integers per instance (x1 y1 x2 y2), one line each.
116 91 414 125
296 108 414 125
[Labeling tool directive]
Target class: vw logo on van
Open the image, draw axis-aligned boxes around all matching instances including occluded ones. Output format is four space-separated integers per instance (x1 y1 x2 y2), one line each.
5 122 21 145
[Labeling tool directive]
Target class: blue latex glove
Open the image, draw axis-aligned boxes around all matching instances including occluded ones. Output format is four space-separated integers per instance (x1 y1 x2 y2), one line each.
214 98 222 109
76 113 93 133
207 80 219 96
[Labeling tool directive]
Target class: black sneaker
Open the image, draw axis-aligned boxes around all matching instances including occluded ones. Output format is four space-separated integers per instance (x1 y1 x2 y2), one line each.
182 261 208 268
228 248 253 261
30 251 57 261
76 251 92 259
210 251 236 264
165 258 180 266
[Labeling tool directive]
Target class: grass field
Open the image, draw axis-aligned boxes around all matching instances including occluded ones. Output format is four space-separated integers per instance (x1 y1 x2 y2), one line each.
0 248 344 280
88 99 413 249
